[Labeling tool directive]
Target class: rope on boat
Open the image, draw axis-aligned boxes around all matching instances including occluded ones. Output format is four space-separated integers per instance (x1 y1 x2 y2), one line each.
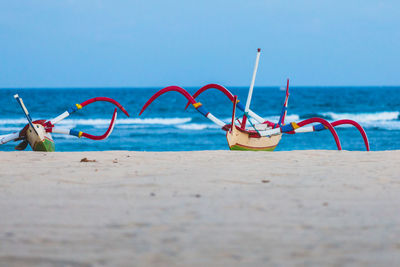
245 112 262 137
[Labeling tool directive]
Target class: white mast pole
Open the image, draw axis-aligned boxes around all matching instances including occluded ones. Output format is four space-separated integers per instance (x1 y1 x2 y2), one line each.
244 48 261 113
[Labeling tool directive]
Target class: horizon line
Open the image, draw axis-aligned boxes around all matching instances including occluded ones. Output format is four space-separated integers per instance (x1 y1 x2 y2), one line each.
1 85 400 90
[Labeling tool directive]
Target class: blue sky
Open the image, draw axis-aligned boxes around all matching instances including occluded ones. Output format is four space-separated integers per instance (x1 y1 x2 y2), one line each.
0 0 399 87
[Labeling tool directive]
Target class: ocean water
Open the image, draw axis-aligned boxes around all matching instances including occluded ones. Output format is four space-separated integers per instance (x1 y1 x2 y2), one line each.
0 87 399 151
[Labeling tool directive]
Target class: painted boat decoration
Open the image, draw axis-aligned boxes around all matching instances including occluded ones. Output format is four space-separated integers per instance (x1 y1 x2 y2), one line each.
0 95 130 151
140 49 370 151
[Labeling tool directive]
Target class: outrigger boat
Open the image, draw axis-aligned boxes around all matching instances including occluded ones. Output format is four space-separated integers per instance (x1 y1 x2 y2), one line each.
140 49 370 151
0 95 130 151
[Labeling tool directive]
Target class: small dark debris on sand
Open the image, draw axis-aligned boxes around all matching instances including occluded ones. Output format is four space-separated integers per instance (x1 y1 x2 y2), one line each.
261 180 270 183
80 158 96 163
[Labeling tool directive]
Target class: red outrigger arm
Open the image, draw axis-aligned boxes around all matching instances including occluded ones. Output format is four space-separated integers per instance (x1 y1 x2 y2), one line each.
184 84 237 110
185 83 269 124
140 86 197 115
139 86 226 127
295 118 342 150
49 108 118 140
247 117 343 150
332 120 369 151
80 97 130 117
79 108 118 140
44 97 129 141
288 119 370 151
46 97 129 127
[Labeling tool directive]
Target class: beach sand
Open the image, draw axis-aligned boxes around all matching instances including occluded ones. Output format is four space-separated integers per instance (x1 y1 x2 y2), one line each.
0 150 399 266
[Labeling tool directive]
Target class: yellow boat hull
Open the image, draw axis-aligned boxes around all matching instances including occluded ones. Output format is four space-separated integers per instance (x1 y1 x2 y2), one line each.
226 125 281 151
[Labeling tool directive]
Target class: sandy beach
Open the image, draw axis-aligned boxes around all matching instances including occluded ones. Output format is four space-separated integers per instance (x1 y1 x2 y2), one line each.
0 150 399 266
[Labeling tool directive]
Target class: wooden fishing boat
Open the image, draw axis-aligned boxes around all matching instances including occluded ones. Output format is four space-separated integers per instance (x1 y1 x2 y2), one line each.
22 121 55 151
226 126 282 151
0 95 129 151
140 48 369 151
225 95 281 151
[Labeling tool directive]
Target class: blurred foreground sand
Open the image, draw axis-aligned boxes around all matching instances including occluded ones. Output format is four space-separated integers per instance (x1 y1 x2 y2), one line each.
0 150 399 266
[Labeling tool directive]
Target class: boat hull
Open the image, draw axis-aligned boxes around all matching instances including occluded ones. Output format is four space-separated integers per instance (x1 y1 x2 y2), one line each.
32 137 55 152
27 124 55 152
226 125 281 151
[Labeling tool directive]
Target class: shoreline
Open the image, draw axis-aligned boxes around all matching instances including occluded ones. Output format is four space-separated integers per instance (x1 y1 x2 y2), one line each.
1 150 399 266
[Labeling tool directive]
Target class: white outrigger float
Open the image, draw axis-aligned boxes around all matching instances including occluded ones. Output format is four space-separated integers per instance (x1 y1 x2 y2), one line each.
0 95 130 151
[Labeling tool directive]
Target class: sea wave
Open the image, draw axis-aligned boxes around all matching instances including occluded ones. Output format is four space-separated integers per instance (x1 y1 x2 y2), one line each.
1 112 399 132
0 117 192 126
175 123 220 130
222 114 301 124
252 112 400 130
321 111 399 123
316 111 400 130
60 117 193 126
263 114 301 123
0 127 21 132
361 121 400 130
0 118 30 125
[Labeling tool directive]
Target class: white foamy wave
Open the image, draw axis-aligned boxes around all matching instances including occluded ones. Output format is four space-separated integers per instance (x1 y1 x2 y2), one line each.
58 117 192 126
51 134 76 139
0 118 31 125
223 114 301 124
225 111 400 130
97 125 149 129
364 120 400 130
263 114 300 123
176 123 220 130
319 111 400 130
0 117 192 127
0 127 21 132
322 111 399 123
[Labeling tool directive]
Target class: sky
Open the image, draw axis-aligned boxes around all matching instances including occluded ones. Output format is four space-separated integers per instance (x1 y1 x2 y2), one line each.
0 0 399 88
